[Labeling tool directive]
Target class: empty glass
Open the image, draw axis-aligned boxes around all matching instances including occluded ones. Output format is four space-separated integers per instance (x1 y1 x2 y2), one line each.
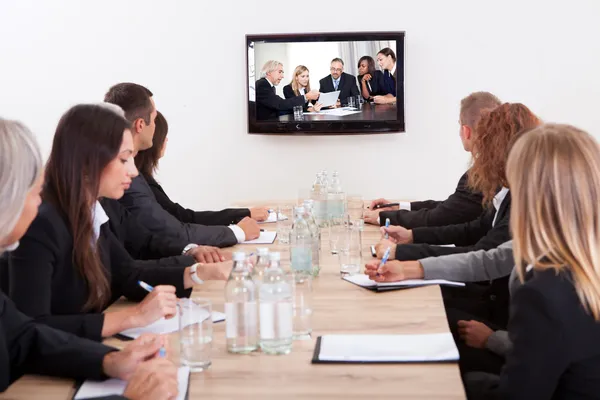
291 272 312 340
347 96 356 109
356 95 364 110
277 204 294 244
338 226 362 276
328 215 347 255
179 298 213 372
293 105 303 120
346 194 364 231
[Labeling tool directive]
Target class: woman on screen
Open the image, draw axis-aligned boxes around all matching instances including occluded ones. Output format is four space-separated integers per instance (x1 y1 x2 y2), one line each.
357 55 385 100
283 65 323 112
373 47 398 105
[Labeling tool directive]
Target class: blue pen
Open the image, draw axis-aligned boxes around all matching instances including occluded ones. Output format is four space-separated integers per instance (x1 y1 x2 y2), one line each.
377 246 392 276
384 218 390 239
138 280 154 292
158 347 166 358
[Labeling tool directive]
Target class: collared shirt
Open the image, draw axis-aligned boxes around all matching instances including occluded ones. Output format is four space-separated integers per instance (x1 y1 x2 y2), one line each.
332 76 341 90
391 63 397 77
92 200 110 242
492 187 509 227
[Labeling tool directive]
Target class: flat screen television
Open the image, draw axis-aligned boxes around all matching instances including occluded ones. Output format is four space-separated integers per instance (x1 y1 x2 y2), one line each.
246 31 405 135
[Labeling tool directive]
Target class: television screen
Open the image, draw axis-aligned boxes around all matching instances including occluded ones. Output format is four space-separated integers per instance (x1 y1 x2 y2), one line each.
246 31 405 135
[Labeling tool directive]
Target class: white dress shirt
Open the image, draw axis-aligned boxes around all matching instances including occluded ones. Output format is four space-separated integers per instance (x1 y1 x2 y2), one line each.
492 187 509 227
92 201 110 242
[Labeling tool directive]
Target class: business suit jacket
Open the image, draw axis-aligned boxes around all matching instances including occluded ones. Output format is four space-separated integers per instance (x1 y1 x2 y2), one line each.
394 191 511 261
255 77 305 120
471 268 600 399
358 70 386 98
0 291 114 392
119 175 238 248
144 174 250 226
4 201 192 342
379 171 484 229
319 72 360 105
282 84 311 111
100 198 195 267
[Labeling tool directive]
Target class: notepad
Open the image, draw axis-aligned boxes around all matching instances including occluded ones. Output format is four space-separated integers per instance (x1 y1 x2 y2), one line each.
242 230 277 244
259 212 288 224
74 366 190 400
343 274 465 292
119 310 225 339
312 333 459 363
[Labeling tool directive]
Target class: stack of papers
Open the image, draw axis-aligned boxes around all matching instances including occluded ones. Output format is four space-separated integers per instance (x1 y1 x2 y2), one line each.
74 367 190 400
242 230 277 244
119 309 225 339
313 333 459 363
343 274 465 292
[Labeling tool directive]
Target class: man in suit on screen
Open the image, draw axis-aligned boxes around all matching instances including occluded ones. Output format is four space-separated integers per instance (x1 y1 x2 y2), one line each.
319 58 360 107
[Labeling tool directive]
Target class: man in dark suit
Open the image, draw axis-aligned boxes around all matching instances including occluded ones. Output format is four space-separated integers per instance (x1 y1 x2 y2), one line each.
318 58 359 107
255 60 319 120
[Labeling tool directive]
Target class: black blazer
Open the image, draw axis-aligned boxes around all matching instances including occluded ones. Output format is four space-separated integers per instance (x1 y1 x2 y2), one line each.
100 198 195 267
489 269 600 399
379 171 484 229
318 72 360 105
0 291 114 392
357 70 386 99
144 174 250 226
255 77 305 120
282 84 311 111
4 201 192 342
394 191 511 261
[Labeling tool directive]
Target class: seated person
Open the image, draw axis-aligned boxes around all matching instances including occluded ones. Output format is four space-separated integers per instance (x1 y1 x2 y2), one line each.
282 65 323 112
0 117 178 399
367 92 501 228
135 111 268 227
104 82 265 247
255 60 319 120
373 47 399 105
374 103 540 262
357 55 386 100
318 57 359 107
6 104 230 342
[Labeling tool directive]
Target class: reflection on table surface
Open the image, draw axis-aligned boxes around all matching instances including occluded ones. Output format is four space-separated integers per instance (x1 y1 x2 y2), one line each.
278 103 397 121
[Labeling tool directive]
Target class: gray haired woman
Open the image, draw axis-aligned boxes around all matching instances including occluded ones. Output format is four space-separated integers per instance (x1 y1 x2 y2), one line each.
0 118 178 399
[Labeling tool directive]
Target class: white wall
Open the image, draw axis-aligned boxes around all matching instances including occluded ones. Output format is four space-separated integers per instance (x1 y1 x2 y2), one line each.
1 0 600 209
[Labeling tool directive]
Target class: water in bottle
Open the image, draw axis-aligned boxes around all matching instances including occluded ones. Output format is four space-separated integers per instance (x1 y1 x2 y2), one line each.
327 171 345 220
289 206 313 276
250 247 270 289
225 252 258 354
302 200 321 277
310 173 328 227
259 252 293 354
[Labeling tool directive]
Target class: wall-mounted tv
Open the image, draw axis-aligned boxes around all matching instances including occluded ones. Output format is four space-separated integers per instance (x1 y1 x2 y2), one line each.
246 31 405 135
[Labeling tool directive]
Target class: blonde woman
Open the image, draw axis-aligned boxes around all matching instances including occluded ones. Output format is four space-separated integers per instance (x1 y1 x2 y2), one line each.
283 65 323 112
467 124 600 398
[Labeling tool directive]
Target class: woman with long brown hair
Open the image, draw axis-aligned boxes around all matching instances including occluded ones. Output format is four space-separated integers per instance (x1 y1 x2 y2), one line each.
6 104 226 342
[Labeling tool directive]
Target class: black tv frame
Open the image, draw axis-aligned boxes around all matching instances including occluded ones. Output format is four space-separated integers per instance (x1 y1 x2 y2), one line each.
246 31 405 135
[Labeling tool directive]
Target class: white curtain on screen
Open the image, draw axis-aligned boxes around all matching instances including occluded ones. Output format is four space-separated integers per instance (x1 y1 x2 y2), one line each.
339 40 395 76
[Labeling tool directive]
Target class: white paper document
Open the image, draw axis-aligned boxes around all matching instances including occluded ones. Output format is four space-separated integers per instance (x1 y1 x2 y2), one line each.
74 366 190 400
318 333 459 362
259 212 288 224
119 309 225 339
343 274 465 289
305 108 362 117
242 230 277 244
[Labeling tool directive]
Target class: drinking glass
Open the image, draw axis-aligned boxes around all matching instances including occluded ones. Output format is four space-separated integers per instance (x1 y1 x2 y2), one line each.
290 272 312 340
293 105 303 119
277 204 294 244
338 226 362 276
347 96 356 109
179 298 213 372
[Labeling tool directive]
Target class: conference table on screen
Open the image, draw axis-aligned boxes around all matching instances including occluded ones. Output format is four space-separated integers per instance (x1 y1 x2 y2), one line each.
278 103 397 121
0 199 466 400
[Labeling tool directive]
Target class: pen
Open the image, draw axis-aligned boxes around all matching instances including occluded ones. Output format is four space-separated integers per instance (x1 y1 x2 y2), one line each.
377 246 391 277
373 202 400 210
138 280 154 292
260 229 265 232
384 218 390 239
159 347 166 358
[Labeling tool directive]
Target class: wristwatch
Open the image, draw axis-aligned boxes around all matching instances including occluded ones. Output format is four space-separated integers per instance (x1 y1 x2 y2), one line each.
182 243 198 255
190 263 204 285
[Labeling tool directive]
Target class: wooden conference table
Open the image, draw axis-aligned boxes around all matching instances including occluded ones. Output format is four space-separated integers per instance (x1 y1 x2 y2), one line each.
1 202 465 399
278 103 397 122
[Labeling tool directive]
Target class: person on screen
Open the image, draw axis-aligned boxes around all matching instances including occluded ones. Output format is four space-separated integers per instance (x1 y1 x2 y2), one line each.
357 56 386 100
0 117 179 399
255 60 319 120
373 47 398 105
318 58 359 107
282 65 323 112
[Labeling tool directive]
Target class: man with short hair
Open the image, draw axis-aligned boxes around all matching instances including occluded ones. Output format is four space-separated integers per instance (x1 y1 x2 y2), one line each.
318 58 359 107
367 92 502 228
255 60 319 120
105 82 262 248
